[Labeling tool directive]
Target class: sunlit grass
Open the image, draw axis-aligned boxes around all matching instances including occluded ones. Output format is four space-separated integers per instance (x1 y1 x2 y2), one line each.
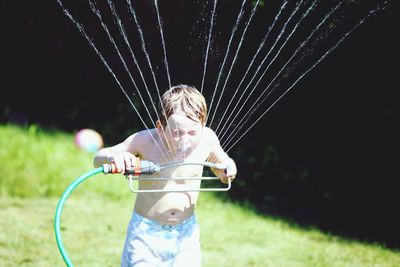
0 124 130 199
0 124 399 266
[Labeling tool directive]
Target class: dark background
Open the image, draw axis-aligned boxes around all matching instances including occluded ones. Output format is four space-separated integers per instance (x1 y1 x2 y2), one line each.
1 0 399 248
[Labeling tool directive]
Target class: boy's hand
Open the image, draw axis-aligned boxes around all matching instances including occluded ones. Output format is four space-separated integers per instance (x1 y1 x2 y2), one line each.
219 158 237 184
108 152 137 174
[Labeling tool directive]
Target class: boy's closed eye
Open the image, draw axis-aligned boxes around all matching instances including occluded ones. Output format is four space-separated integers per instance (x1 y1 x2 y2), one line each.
171 130 199 137
172 130 185 137
188 130 198 136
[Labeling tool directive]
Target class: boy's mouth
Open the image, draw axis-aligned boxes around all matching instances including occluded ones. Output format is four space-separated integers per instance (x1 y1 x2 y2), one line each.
176 143 191 159
177 149 190 159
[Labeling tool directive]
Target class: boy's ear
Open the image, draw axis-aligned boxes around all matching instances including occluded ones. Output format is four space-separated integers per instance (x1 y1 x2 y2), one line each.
156 120 163 129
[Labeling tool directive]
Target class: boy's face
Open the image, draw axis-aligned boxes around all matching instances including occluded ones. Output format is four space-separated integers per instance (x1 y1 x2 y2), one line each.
160 113 204 159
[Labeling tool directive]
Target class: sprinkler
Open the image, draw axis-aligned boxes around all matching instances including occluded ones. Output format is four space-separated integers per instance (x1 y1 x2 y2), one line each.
54 160 229 267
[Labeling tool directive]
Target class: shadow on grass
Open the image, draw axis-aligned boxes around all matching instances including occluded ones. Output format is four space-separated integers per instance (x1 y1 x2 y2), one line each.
215 188 400 251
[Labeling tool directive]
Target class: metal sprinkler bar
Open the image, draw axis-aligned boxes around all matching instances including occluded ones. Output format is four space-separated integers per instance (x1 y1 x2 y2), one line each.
102 160 231 193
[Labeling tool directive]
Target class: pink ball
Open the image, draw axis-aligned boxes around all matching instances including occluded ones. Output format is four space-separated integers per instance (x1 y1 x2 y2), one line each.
74 129 104 153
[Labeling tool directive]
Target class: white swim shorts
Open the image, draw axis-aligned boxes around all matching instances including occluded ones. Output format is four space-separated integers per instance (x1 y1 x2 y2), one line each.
121 212 201 267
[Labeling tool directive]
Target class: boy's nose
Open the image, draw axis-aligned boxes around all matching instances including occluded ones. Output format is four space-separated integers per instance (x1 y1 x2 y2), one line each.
180 134 190 141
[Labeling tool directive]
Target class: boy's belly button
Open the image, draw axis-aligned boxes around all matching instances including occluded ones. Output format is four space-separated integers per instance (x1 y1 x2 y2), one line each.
157 209 183 224
159 208 195 224
167 209 182 218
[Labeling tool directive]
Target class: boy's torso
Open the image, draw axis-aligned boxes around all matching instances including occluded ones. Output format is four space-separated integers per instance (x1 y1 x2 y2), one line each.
132 128 212 225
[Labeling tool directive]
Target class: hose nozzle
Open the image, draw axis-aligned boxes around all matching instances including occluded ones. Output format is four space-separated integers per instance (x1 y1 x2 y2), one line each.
103 160 160 175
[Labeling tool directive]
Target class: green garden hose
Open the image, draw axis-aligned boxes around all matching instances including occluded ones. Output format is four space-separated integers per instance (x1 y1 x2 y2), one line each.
54 166 104 267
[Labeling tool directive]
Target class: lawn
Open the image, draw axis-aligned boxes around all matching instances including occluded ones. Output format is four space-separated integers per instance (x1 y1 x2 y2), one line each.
1 124 399 266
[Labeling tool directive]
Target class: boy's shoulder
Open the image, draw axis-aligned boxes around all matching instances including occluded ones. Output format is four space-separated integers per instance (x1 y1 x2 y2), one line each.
202 127 220 145
124 128 158 150
124 129 158 157
136 128 157 137
133 129 159 144
203 126 216 136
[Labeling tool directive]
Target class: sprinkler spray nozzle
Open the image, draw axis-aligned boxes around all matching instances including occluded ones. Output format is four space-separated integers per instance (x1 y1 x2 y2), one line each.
102 160 160 175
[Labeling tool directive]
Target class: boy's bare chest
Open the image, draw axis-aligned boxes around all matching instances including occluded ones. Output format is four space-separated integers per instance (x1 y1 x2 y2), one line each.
140 140 211 172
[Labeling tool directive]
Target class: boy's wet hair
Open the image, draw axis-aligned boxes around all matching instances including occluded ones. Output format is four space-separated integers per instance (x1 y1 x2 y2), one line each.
159 84 207 127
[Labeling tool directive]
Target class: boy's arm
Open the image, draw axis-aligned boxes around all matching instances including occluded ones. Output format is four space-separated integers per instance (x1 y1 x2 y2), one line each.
93 133 140 173
206 128 237 184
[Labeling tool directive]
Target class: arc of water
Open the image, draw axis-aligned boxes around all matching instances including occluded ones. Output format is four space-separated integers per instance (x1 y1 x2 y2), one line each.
222 1 342 149
127 1 162 100
221 0 320 147
106 0 173 161
153 0 183 157
214 0 288 135
219 0 313 144
208 0 261 129
222 1 342 150
205 0 247 125
89 0 174 160
218 0 306 142
127 0 176 155
224 6 383 152
200 0 218 94
55 0 166 157
154 0 172 89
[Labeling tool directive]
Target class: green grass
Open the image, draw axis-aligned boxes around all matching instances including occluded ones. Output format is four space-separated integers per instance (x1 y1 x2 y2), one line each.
0 124 130 199
1 124 399 266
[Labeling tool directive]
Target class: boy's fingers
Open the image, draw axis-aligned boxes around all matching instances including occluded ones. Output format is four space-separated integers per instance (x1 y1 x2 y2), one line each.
124 156 132 170
221 175 230 184
115 162 122 172
225 174 235 184
130 156 135 167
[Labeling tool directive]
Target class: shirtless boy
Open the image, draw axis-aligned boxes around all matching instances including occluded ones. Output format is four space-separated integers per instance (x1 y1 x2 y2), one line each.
93 84 237 266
